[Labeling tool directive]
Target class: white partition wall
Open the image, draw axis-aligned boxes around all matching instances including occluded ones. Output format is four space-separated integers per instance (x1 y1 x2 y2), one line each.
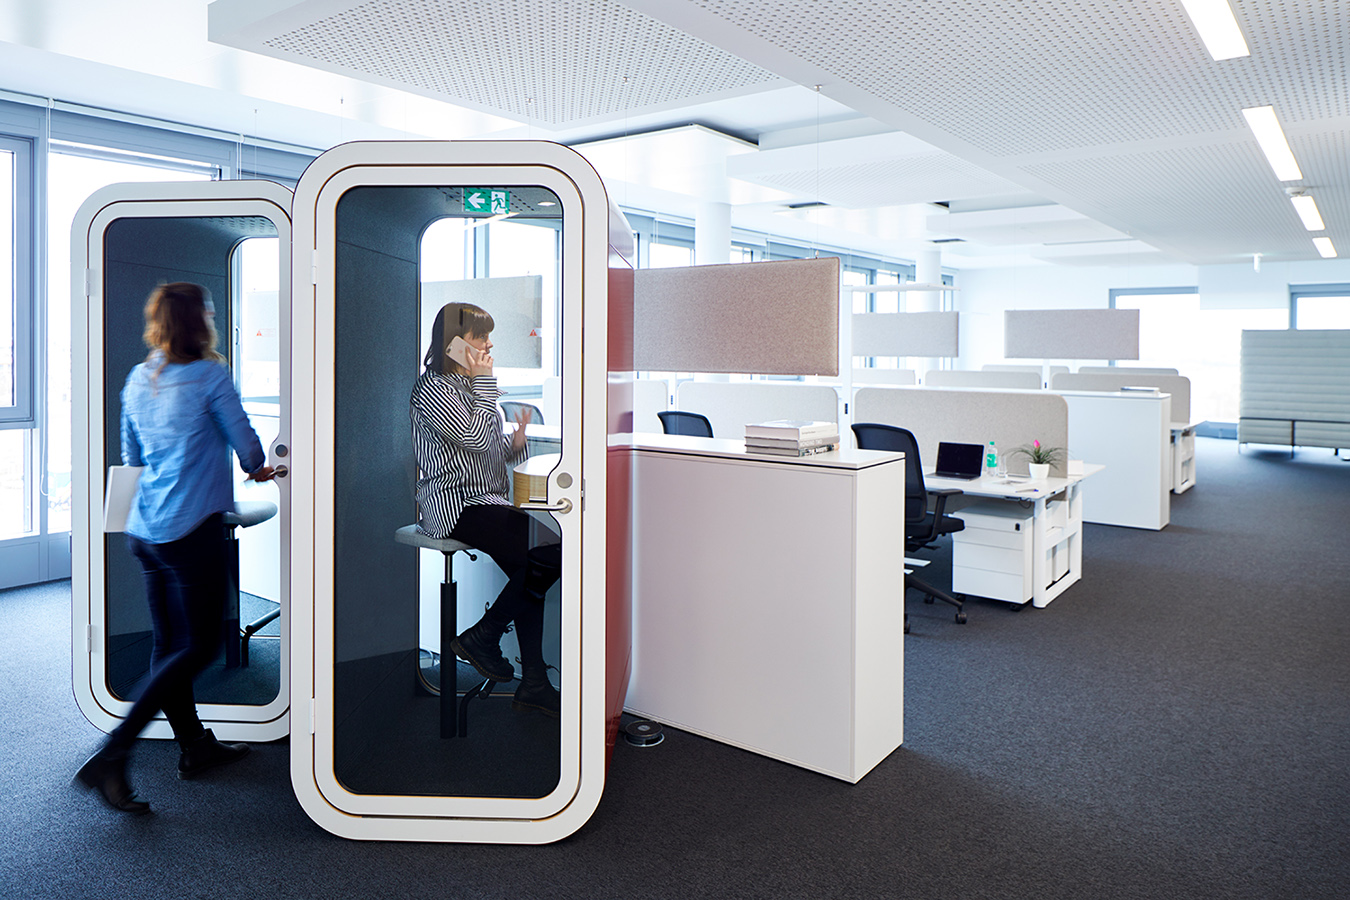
1005 308 1140 360
675 382 841 439
1060 391 1171 530
289 141 625 844
71 181 294 743
1052 372 1192 425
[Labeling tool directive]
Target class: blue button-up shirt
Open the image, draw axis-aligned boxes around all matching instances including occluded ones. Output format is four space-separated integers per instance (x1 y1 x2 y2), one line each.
120 354 266 544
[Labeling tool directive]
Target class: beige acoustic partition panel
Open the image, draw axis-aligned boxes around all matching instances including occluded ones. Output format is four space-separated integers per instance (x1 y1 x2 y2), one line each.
853 386 1070 477
925 370 1042 390
421 275 542 368
1005 309 1139 360
634 257 839 375
853 311 959 358
853 367 917 386
1051 372 1192 425
676 382 840 440
1078 365 1178 376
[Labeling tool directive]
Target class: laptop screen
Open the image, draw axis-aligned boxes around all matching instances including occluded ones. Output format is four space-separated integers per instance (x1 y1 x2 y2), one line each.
934 441 985 478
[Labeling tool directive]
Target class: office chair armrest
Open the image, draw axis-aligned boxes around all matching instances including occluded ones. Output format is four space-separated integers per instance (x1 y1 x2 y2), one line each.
927 487 963 519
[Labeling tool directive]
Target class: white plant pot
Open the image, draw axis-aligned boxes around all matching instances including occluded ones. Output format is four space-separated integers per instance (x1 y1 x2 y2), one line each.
1028 463 1051 481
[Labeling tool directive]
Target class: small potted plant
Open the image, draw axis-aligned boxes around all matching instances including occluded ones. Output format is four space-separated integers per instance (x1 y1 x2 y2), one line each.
1009 439 1064 481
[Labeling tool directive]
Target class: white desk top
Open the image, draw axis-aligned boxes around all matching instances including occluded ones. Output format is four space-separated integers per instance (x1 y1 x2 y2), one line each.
927 464 1104 500
628 433 904 471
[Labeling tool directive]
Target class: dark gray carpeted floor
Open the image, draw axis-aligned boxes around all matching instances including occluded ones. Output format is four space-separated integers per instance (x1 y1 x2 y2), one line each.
2 438 1347 899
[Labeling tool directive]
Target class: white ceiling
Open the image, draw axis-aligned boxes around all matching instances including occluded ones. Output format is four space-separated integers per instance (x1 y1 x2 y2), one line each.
1 0 1345 269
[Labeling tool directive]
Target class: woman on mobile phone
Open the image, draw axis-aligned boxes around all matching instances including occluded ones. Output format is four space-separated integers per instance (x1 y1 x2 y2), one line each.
75 282 275 815
409 301 561 717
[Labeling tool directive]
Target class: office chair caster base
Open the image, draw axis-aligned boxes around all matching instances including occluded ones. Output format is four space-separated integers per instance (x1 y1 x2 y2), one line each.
923 595 935 604
955 611 967 624
903 613 910 635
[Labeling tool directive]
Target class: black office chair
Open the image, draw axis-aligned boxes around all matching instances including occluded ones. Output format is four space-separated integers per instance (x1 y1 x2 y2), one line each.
852 423 967 631
657 410 714 437
502 401 544 425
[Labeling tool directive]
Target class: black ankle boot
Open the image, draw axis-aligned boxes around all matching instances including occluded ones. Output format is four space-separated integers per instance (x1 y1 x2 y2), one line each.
74 747 150 814
512 667 560 718
450 619 514 682
178 729 250 779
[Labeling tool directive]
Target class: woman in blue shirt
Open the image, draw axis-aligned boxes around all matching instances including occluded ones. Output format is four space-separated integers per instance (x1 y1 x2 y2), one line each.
410 302 561 718
75 283 274 815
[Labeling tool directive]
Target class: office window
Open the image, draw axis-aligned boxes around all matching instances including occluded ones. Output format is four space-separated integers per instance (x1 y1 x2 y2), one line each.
1112 289 1286 425
46 150 212 533
1 146 14 412
648 240 694 269
1291 286 1350 329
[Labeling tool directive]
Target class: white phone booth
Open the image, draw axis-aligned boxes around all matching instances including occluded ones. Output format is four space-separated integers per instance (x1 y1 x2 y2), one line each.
71 180 293 742
289 141 628 843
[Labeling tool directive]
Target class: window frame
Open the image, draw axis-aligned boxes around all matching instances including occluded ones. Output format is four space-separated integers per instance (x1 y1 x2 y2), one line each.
1290 283 1350 329
0 134 35 428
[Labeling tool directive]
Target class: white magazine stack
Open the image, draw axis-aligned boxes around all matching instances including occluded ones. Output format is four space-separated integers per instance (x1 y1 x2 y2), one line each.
743 420 840 457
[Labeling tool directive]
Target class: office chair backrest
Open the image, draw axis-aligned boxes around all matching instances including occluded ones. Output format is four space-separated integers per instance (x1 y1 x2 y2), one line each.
851 423 927 523
657 410 714 437
502 401 544 426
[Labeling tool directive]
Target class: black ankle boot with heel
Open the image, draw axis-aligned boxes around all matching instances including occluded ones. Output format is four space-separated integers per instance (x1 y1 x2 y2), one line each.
74 747 150 814
177 729 250 779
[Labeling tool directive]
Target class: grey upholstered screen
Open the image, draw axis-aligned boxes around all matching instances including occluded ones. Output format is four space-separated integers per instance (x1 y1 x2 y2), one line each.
420 275 542 369
1005 309 1140 360
1239 329 1350 448
634 257 839 375
852 311 959 357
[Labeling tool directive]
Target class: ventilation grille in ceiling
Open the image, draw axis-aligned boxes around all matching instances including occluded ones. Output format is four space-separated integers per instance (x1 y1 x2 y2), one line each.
743 155 1027 207
258 0 783 126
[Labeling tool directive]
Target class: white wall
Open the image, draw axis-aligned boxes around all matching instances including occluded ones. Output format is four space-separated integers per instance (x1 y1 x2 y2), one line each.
954 259 1350 370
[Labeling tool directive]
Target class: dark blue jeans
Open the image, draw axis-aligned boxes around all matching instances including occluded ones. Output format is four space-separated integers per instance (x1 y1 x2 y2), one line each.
450 505 561 671
109 513 227 749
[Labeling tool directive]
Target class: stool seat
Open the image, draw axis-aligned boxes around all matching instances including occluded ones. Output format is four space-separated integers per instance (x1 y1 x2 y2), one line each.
224 501 277 528
394 524 472 555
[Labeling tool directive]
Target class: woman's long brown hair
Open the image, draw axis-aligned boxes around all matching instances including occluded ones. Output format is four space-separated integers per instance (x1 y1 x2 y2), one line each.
143 282 225 372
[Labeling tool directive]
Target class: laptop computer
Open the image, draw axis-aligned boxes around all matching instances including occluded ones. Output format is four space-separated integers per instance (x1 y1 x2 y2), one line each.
933 441 985 479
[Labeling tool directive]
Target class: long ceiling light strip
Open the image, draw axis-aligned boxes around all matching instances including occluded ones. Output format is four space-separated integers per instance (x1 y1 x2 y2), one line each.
1288 193 1325 231
1313 237 1338 259
1242 106 1304 181
1181 0 1250 60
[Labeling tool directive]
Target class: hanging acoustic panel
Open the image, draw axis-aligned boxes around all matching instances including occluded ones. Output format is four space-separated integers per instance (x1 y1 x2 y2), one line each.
853 311 958 357
634 257 839 375
1005 308 1139 359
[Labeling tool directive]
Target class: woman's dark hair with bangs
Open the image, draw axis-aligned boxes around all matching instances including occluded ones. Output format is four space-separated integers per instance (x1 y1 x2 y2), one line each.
424 302 495 375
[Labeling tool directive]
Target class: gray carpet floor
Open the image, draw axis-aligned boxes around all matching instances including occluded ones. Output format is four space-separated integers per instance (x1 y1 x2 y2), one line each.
1 438 1347 899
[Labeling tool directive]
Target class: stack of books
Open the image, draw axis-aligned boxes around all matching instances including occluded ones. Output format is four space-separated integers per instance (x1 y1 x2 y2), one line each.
743 419 840 456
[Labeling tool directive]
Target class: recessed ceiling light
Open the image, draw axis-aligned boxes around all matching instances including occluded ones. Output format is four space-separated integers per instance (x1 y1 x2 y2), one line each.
1180 0 1250 60
538 201 557 207
1289 194 1325 231
1242 106 1303 181
1313 237 1337 258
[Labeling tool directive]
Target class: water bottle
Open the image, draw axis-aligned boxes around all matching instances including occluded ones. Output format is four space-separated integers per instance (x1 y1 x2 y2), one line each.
985 440 998 477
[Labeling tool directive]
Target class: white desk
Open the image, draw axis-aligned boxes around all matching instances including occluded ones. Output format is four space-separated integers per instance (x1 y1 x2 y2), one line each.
928 465 1103 609
626 434 907 783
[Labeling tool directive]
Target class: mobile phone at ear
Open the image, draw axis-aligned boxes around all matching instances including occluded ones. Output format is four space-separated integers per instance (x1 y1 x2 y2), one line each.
447 335 473 369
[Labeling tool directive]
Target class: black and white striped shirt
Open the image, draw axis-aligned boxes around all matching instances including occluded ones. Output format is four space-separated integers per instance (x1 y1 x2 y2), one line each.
409 369 526 539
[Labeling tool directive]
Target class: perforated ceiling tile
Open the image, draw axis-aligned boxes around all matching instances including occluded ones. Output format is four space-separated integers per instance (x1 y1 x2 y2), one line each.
744 154 1026 207
258 0 783 126
688 0 1349 158
1023 139 1341 262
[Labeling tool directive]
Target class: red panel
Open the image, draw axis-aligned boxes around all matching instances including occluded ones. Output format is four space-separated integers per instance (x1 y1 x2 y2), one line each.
604 249 635 765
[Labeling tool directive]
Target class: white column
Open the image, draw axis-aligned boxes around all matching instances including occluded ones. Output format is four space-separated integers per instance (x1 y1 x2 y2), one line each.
695 201 732 266
912 249 943 377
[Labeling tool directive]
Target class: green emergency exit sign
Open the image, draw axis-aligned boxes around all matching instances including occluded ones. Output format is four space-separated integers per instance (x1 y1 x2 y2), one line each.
464 189 510 214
